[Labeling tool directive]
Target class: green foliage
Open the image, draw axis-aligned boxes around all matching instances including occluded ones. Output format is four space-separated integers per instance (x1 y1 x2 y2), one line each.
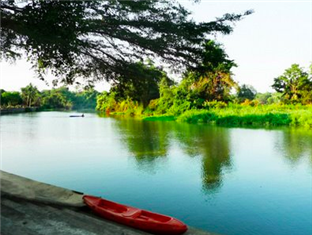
236 84 257 103
177 110 218 123
290 108 312 129
255 92 282 105
203 100 228 109
0 89 5 102
272 64 312 104
143 115 176 122
1 0 252 84
1 91 23 106
147 79 176 114
177 103 312 128
110 61 171 108
56 87 99 110
143 41 237 115
21 83 40 106
1 84 98 110
96 92 143 116
150 85 192 116
40 86 98 110
74 89 98 110
216 113 291 126
41 89 72 110
96 92 117 113
182 41 237 103
92 59 312 129
195 40 237 74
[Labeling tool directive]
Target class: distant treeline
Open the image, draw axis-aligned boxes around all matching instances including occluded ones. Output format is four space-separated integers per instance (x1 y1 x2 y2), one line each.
0 85 99 110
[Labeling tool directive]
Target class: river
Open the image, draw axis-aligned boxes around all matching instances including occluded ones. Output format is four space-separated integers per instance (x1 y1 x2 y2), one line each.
1 111 311 235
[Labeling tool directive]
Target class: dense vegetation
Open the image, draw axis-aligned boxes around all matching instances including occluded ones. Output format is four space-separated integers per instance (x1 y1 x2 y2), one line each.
96 63 312 129
0 84 98 110
1 1 310 128
272 64 312 104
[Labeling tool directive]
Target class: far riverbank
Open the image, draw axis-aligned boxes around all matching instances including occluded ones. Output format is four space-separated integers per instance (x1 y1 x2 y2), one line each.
0 107 38 115
101 103 312 129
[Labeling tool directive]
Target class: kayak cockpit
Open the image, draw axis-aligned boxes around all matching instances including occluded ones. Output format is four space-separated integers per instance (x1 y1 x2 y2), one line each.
122 209 142 217
139 210 172 222
98 199 127 213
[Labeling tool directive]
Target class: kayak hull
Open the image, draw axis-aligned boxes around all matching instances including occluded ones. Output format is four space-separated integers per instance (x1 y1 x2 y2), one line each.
83 195 188 235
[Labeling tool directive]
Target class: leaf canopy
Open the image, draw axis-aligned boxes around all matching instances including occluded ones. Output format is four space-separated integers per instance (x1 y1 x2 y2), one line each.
1 0 252 84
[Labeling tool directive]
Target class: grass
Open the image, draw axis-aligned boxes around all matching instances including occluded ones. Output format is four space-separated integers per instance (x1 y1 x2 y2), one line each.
143 115 176 121
176 104 312 128
97 96 312 129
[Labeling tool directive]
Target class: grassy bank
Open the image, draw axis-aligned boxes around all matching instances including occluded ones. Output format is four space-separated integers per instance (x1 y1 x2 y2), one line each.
97 93 312 129
141 104 312 128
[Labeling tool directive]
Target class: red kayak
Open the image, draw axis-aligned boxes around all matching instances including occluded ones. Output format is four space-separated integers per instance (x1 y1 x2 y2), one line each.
83 195 188 235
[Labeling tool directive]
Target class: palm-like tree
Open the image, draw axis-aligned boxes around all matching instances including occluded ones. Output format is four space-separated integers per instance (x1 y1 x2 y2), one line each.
272 64 312 103
21 83 39 107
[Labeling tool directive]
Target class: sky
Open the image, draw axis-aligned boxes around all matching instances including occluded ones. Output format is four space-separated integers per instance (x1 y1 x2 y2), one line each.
1 0 311 93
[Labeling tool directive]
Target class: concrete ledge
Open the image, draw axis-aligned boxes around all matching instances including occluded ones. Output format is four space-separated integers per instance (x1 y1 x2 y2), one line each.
1 171 84 207
1 171 220 235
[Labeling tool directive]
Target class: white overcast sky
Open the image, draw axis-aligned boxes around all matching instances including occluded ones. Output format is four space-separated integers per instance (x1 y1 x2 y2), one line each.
1 0 311 93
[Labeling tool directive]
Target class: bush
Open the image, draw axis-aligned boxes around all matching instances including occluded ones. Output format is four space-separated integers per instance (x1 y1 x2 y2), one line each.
203 100 227 109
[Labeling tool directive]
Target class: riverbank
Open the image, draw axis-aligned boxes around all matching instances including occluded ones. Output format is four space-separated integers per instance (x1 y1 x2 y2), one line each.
174 104 312 128
105 104 312 129
0 107 38 115
0 171 219 235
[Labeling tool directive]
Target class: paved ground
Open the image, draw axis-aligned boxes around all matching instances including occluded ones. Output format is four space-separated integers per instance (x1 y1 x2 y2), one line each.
1 192 150 235
0 171 219 235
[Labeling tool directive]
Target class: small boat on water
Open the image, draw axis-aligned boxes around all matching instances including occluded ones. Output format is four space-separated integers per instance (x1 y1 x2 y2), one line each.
83 195 188 235
69 114 84 117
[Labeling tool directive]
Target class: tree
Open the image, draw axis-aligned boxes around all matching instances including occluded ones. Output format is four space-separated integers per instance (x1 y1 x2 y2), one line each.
21 83 40 106
195 40 237 75
183 41 238 102
0 89 6 105
237 84 257 103
41 89 72 109
255 92 272 104
1 91 23 106
73 88 99 109
255 92 282 104
1 0 252 84
110 60 171 107
272 64 312 104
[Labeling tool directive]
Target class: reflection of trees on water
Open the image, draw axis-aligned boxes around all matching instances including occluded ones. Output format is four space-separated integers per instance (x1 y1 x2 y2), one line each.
276 128 312 166
113 118 171 172
112 117 233 191
174 124 232 193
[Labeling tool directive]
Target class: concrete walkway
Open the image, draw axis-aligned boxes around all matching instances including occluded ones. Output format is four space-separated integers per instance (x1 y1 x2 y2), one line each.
0 171 219 235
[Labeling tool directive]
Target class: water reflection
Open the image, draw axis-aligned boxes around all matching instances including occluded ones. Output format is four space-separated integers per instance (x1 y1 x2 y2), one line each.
113 117 232 192
113 118 171 173
174 124 232 192
276 128 312 166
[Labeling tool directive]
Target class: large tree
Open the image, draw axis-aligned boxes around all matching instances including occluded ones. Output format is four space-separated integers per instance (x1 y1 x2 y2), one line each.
21 83 40 106
0 91 23 106
183 40 238 102
110 60 171 107
272 64 312 104
237 84 257 103
1 0 252 85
